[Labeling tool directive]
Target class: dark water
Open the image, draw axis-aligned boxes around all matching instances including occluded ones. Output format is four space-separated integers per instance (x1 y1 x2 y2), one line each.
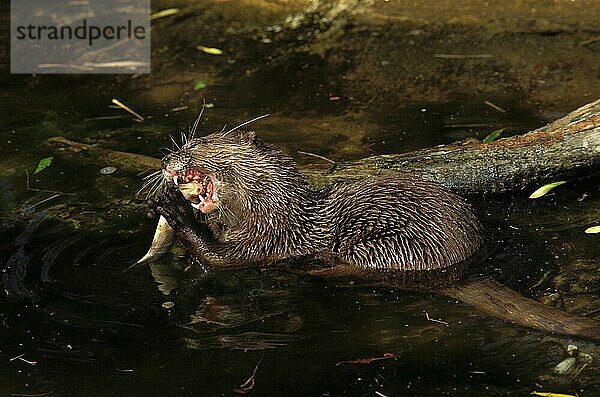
2 6 600 397
2 86 599 397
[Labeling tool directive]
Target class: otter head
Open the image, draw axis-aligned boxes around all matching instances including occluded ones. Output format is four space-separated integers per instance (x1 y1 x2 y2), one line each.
161 130 289 217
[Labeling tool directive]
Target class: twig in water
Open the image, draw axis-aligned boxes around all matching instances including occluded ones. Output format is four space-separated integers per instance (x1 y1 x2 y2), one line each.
336 353 398 366
111 98 145 122
9 353 37 366
170 106 189 112
444 123 490 128
434 53 492 59
84 115 130 122
297 150 336 164
24 193 63 211
25 171 76 196
233 355 264 394
484 100 506 113
580 36 600 46
425 312 449 326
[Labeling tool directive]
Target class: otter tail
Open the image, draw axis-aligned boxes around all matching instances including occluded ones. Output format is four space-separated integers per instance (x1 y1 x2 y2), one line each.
442 278 600 341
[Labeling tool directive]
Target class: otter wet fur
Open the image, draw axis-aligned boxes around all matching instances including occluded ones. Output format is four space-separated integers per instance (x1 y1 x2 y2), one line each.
147 129 600 341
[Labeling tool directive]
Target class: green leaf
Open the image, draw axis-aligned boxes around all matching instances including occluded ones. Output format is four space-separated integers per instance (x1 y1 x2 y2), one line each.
197 45 223 55
585 225 600 234
482 128 506 143
203 102 214 109
194 80 207 91
151 8 179 20
529 181 566 199
34 157 53 174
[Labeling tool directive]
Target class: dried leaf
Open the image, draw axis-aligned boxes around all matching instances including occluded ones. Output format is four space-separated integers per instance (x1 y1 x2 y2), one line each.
529 181 566 199
151 8 179 20
585 225 600 234
531 392 577 397
197 45 223 55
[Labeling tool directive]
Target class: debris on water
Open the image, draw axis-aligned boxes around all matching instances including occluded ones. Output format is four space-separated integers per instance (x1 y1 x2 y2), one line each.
111 98 144 122
233 355 263 394
336 352 398 366
170 105 189 112
9 353 38 366
34 157 53 174
194 80 207 91
197 45 223 55
151 8 179 20
162 301 175 309
482 127 506 143
554 357 577 375
424 312 449 326
529 181 567 199
584 225 600 234
484 100 506 113
99 166 117 175
553 344 593 377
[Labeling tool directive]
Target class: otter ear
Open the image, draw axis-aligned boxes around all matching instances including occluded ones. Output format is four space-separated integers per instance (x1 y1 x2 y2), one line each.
240 131 257 145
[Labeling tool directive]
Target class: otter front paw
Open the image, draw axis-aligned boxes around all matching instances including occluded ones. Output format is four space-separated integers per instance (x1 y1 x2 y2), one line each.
149 184 199 236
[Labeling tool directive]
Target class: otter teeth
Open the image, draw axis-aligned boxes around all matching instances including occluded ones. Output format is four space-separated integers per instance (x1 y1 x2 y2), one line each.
189 194 206 210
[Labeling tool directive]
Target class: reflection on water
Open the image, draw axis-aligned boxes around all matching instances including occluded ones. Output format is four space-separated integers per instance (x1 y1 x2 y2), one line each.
1 180 599 396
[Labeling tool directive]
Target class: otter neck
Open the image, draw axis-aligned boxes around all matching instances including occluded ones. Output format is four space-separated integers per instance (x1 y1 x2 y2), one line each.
213 176 327 258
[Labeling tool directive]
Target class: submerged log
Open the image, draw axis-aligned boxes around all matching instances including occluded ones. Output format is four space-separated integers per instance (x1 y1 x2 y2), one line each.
44 99 600 195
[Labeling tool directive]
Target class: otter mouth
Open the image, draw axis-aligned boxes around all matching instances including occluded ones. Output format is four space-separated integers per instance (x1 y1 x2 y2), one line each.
170 169 216 214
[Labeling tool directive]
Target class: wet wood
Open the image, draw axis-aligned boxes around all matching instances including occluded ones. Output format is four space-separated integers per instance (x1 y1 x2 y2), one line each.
303 99 600 194
44 99 600 195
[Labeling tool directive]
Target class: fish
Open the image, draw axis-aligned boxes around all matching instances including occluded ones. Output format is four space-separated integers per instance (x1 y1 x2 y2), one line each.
125 215 175 271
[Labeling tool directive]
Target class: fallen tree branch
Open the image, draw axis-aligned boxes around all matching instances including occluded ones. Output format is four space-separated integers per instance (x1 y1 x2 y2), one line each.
304 99 600 194
44 99 600 195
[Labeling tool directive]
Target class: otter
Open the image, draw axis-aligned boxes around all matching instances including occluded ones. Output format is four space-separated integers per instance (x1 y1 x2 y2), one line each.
153 129 481 272
146 128 600 341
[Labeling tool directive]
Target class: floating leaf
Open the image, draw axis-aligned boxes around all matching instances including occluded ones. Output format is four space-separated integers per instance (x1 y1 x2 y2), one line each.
34 157 53 174
531 392 577 397
151 8 179 20
483 128 506 143
194 80 207 91
99 166 118 175
585 225 600 234
162 301 175 309
529 181 566 199
203 102 215 109
197 45 223 55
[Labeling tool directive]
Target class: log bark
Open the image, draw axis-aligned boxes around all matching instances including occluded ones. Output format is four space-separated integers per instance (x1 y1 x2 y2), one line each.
304 99 600 194
44 99 600 195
